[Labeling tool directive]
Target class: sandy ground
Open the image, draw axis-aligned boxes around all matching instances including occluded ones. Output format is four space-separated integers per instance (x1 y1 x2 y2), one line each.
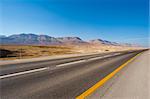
0 45 143 60
0 45 76 60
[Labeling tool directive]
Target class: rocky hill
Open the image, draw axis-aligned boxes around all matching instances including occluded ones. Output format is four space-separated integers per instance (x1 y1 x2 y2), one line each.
89 39 119 46
0 33 128 46
0 33 87 45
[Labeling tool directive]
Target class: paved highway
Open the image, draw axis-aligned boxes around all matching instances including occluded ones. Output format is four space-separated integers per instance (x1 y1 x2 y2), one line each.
88 50 149 99
0 50 146 99
0 51 131 76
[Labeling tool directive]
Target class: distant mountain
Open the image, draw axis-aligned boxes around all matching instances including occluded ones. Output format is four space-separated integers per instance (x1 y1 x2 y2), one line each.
89 39 105 44
0 33 61 45
56 37 87 44
121 43 135 47
0 33 133 46
0 33 86 45
89 39 119 46
0 35 6 38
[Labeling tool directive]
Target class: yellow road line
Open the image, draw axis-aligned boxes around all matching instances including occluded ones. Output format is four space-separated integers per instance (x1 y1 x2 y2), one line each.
76 52 142 99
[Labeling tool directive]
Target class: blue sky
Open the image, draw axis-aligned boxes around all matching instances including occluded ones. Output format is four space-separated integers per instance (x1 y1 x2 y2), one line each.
0 0 149 46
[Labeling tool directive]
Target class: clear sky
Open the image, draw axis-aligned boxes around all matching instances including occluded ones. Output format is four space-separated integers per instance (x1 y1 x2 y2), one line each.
0 0 149 46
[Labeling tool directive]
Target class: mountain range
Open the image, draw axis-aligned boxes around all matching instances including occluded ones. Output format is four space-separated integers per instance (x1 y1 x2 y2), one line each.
0 33 125 46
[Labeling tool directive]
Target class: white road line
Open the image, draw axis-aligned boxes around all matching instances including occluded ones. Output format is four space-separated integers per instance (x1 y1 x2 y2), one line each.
113 53 121 55
56 54 121 67
87 57 103 61
0 53 122 79
0 67 48 79
56 60 86 67
102 53 121 58
102 54 113 58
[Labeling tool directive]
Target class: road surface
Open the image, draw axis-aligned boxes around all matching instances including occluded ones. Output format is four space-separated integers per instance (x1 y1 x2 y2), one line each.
88 49 149 99
0 50 147 99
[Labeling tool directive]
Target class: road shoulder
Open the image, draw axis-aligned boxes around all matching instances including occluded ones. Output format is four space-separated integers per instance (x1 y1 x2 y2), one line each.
88 50 149 99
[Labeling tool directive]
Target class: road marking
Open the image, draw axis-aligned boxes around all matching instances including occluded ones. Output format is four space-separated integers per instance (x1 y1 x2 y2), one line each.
56 60 86 67
100 53 121 59
57 53 121 67
76 52 142 99
0 52 123 79
87 57 103 61
102 54 112 58
0 67 48 79
113 53 121 55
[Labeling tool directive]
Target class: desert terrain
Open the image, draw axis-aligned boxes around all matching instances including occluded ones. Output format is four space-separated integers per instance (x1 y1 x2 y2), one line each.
0 44 142 60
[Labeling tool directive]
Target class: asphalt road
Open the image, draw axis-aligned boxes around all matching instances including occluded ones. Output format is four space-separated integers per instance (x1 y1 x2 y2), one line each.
88 50 149 99
0 51 131 76
0 50 146 99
